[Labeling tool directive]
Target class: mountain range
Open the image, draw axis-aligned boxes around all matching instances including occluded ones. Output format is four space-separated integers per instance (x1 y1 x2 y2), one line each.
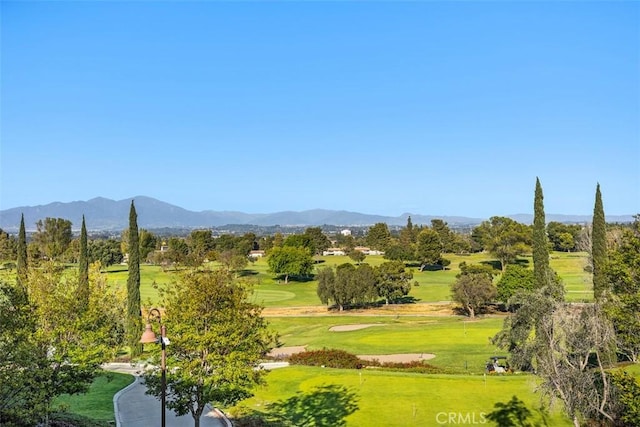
0 196 634 232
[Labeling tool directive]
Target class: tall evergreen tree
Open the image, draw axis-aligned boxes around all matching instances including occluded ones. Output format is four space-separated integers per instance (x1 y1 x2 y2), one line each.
78 215 89 308
126 201 142 356
533 177 550 289
16 213 28 295
592 183 607 299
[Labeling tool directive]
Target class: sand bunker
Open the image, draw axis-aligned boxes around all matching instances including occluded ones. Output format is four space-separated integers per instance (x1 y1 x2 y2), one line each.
329 324 385 332
358 353 436 363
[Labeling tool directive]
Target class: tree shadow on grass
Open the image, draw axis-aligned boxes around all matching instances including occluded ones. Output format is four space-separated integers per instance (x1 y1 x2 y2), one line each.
235 384 359 427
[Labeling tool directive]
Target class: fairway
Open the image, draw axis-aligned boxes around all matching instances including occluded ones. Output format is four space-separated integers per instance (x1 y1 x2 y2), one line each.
231 366 573 426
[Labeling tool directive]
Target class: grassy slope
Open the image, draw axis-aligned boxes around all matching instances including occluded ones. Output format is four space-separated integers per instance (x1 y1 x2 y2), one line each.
54 372 134 422
234 366 572 426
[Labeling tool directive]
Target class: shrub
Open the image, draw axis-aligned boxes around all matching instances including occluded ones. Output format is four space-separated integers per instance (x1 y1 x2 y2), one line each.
288 349 366 369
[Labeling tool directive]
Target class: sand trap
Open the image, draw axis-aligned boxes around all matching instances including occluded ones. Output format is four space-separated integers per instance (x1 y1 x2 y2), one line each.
358 353 436 363
329 324 385 332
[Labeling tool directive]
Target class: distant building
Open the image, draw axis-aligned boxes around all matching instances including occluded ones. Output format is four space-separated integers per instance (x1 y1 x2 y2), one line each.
341 229 352 236
323 248 346 256
249 250 265 258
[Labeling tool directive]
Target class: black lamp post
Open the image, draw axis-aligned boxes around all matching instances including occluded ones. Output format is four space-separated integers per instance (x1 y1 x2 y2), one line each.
139 308 167 427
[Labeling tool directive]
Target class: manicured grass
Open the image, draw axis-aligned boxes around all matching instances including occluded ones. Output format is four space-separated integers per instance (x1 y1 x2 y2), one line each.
229 366 573 426
54 372 134 422
267 315 505 373
93 250 593 307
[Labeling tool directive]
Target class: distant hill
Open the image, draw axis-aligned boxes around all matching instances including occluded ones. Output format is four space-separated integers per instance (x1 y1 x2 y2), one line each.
0 196 634 232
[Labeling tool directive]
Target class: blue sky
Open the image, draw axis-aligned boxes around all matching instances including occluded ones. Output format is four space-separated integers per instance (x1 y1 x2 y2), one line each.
1 1 638 218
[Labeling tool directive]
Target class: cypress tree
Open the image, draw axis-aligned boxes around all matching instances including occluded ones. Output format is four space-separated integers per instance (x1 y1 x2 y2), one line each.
16 213 28 295
78 215 89 308
533 177 550 289
126 201 142 357
592 183 607 299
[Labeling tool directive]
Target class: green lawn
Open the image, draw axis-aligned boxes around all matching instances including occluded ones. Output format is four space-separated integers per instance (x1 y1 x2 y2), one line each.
54 372 134 423
229 366 573 426
267 315 505 373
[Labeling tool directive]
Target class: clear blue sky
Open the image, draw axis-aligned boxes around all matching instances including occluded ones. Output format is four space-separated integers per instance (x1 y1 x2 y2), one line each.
1 1 638 218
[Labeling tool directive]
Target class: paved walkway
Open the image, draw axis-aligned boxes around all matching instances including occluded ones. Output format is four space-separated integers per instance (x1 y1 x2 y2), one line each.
106 363 229 427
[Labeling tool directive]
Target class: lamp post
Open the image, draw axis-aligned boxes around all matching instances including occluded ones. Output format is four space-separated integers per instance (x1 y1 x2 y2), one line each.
139 308 166 427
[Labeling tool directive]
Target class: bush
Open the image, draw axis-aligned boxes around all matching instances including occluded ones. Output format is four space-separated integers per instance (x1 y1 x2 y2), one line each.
288 348 365 369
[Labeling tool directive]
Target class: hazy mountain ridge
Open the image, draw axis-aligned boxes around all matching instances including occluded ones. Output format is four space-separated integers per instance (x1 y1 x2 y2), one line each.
0 196 634 232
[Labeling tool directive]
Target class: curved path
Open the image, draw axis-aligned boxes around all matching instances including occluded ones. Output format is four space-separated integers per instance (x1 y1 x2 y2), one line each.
106 363 229 427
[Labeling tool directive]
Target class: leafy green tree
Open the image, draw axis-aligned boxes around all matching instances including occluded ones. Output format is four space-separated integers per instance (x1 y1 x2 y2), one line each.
605 215 640 362
267 246 313 283
16 214 28 292
532 178 550 290
375 260 413 305
304 227 331 256
415 228 448 271
316 263 377 311
143 269 275 427
126 201 142 357
25 261 125 424
78 215 89 308
430 219 454 253
592 183 608 299
88 239 123 268
382 244 413 262
547 222 581 252
399 216 417 247
0 280 43 426
0 228 17 262
284 233 315 254
473 217 531 271
451 272 496 318
347 248 367 264
366 223 391 252
139 229 158 261
33 217 73 261
610 370 640 426
496 264 534 303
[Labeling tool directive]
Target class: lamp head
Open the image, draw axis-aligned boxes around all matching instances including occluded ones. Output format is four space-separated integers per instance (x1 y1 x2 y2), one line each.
139 323 158 344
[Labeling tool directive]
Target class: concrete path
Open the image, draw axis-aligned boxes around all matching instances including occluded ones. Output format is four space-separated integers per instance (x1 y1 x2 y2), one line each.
106 363 230 427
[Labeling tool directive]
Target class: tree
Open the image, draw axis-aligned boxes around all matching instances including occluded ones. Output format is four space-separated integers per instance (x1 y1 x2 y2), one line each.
374 260 413 305
605 215 640 362
473 217 531 271
16 214 28 292
430 219 455 253
19 261 124 425
267 246 313 283
532 178 550 290
126 201 142 357
0 228 17 262
139 229 158 261
547 222 581 252
399 216 417 247
142 269 274 427
347 248 367 264
592 183 608 299
33 217 72 261
304 227 331 256
366 223 391 252
88 239 123 268
451 272 496 318
496 264 534 303
316 264 377 311
78 215 89 309
415 228 448 271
